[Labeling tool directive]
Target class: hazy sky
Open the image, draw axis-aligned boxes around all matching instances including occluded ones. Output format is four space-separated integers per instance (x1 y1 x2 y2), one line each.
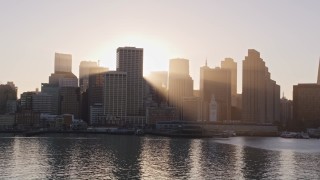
1 0 320 99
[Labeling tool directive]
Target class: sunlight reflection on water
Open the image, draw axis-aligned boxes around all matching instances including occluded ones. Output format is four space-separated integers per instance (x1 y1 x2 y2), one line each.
0 134 319 179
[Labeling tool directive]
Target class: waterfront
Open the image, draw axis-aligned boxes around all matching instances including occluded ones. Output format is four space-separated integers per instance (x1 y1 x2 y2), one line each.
0 134 320 179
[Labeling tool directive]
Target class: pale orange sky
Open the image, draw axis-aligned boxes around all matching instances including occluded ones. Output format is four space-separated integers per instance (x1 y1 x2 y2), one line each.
1 0 320 99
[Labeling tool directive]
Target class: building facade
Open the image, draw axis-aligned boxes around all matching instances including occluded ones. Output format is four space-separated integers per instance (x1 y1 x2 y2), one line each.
59 87 80 118
200 64 231 122
89 103 104 126
221 58 237 106
41 83 59 115
32 93 52 114
88 67 108 107
242 49 280 124
280 97 293 129
116 47 144 116
0 82 17 114
168 58 194 120
79 61 98 93
292 84 320 130
54 52 72 73
103 71 127 121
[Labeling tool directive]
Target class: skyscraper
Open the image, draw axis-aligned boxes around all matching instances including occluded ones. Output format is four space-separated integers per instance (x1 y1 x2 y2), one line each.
59 87 80 118
88 66 108 107
0 82 17 114
242 49 280 124
54 53 72 73
168 58 193 120
169 58 189 77
32 93 52 114
116 47 144 116
20 92 36 110
103 71 127 122
79 61 98 93
293 84 320 130
50 53 78 87
221 58 237 96
200 64 231 122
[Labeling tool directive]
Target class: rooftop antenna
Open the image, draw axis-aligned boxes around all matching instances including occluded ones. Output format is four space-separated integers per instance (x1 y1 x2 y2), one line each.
98 60 100 66
205 58 208 67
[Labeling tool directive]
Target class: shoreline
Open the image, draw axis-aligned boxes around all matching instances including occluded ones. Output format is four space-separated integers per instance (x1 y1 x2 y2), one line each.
0 129 279 138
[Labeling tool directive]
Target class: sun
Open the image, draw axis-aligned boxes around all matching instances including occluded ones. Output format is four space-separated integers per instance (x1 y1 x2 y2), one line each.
91 34 174 76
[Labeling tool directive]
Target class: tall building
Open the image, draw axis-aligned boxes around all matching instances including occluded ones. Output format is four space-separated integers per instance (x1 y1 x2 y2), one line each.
55 53 72 73
116 47 144 116
88 67 108 107
168 58 194 120
242 49 280 124
32 93 52 114
200 64 231 121
292 84 320 130
221 58 237 107
0 82 17 114
20 92 36 111
41 83 59 115
79 61 98 93
103 71 127 122
169 58 189 77
49 72 78 87
221 58 237 96
59 87 80 118
280 96 292 129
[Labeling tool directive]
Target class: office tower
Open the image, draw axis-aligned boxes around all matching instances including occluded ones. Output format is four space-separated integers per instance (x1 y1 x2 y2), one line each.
59 87 80 118
221 58 237 107
116 47 144 116
6 100 17 114
169 58 190 77
103 71 127 122
88 66 108 107
200 64 231 121
168 58 193 120
55 53 72 73
49 72 78 87
0 82 17 114
32 93 52 114
50 52 78 87
41 83 59 115
79 61 98 93
293 84 320 130
221 58 237 96
20 92 36 110
280 96 292 129
317 59 320 85
242 49 280 124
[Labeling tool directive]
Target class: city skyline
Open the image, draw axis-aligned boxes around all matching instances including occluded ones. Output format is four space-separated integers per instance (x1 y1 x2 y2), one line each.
1 1 320 99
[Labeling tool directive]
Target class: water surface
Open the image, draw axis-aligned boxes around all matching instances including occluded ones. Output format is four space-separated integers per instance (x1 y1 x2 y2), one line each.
0 134 319 179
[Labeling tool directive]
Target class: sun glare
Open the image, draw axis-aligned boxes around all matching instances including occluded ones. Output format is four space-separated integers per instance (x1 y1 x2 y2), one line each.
93 35 173 76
